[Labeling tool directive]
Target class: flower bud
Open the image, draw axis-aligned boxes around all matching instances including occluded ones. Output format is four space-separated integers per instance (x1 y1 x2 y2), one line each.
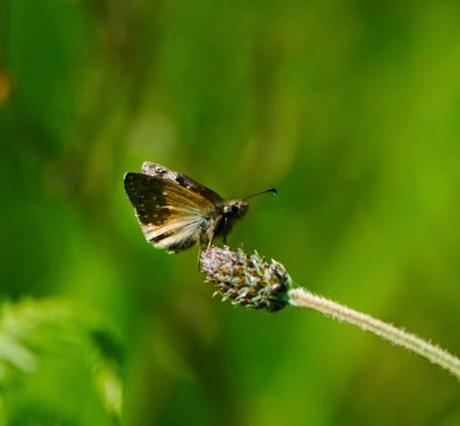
200 246 291 312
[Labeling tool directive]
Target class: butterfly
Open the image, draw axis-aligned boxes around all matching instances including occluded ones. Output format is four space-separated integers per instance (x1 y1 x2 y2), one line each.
123 161 276 254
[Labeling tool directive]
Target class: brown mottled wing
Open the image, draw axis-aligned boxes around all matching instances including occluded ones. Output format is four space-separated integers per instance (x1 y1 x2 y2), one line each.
124 172 216 253
141 162 224 205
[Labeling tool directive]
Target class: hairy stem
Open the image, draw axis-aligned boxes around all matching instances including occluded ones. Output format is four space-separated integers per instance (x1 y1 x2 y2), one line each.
288 287 460 381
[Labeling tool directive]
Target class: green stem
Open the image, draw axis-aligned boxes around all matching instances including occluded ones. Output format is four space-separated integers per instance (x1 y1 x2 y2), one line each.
288 287 460 381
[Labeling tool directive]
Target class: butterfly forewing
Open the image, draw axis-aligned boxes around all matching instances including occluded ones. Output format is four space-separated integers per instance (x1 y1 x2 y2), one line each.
141 162 224 205
124 172 216 253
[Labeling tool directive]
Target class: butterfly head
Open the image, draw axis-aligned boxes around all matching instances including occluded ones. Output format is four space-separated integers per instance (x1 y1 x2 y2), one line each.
223 200 249 220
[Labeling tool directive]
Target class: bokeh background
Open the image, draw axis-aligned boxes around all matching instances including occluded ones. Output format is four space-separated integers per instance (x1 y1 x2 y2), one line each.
1 0 460 425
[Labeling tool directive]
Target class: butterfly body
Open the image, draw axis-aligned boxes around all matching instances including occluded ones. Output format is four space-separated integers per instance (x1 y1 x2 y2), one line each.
124 162 250 254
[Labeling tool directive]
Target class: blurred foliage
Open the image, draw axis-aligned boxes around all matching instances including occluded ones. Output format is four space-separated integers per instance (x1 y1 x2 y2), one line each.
1 0 460 425
0 298 123 425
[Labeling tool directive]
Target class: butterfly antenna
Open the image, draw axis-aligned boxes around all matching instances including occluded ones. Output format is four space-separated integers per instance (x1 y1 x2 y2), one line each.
243 187 278 201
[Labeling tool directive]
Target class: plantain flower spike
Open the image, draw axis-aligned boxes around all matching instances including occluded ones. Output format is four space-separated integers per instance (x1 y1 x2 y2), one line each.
200 246 291 312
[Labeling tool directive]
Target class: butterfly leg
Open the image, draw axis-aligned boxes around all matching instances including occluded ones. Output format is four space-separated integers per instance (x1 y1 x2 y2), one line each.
196 233 216 271
196 246 202 271
222 217 229 245
197 219 217 270
203 216 221 251
196 233 216 270
206 232 215 251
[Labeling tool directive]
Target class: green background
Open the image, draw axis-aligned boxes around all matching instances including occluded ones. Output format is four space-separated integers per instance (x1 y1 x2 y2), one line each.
1 0 459 424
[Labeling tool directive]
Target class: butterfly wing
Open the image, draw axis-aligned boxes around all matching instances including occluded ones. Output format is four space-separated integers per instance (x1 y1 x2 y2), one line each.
141 162 224 205
124 172 217 253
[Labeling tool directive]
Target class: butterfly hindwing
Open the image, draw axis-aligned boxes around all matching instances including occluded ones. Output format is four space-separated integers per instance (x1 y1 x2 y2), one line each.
124 172 216 253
